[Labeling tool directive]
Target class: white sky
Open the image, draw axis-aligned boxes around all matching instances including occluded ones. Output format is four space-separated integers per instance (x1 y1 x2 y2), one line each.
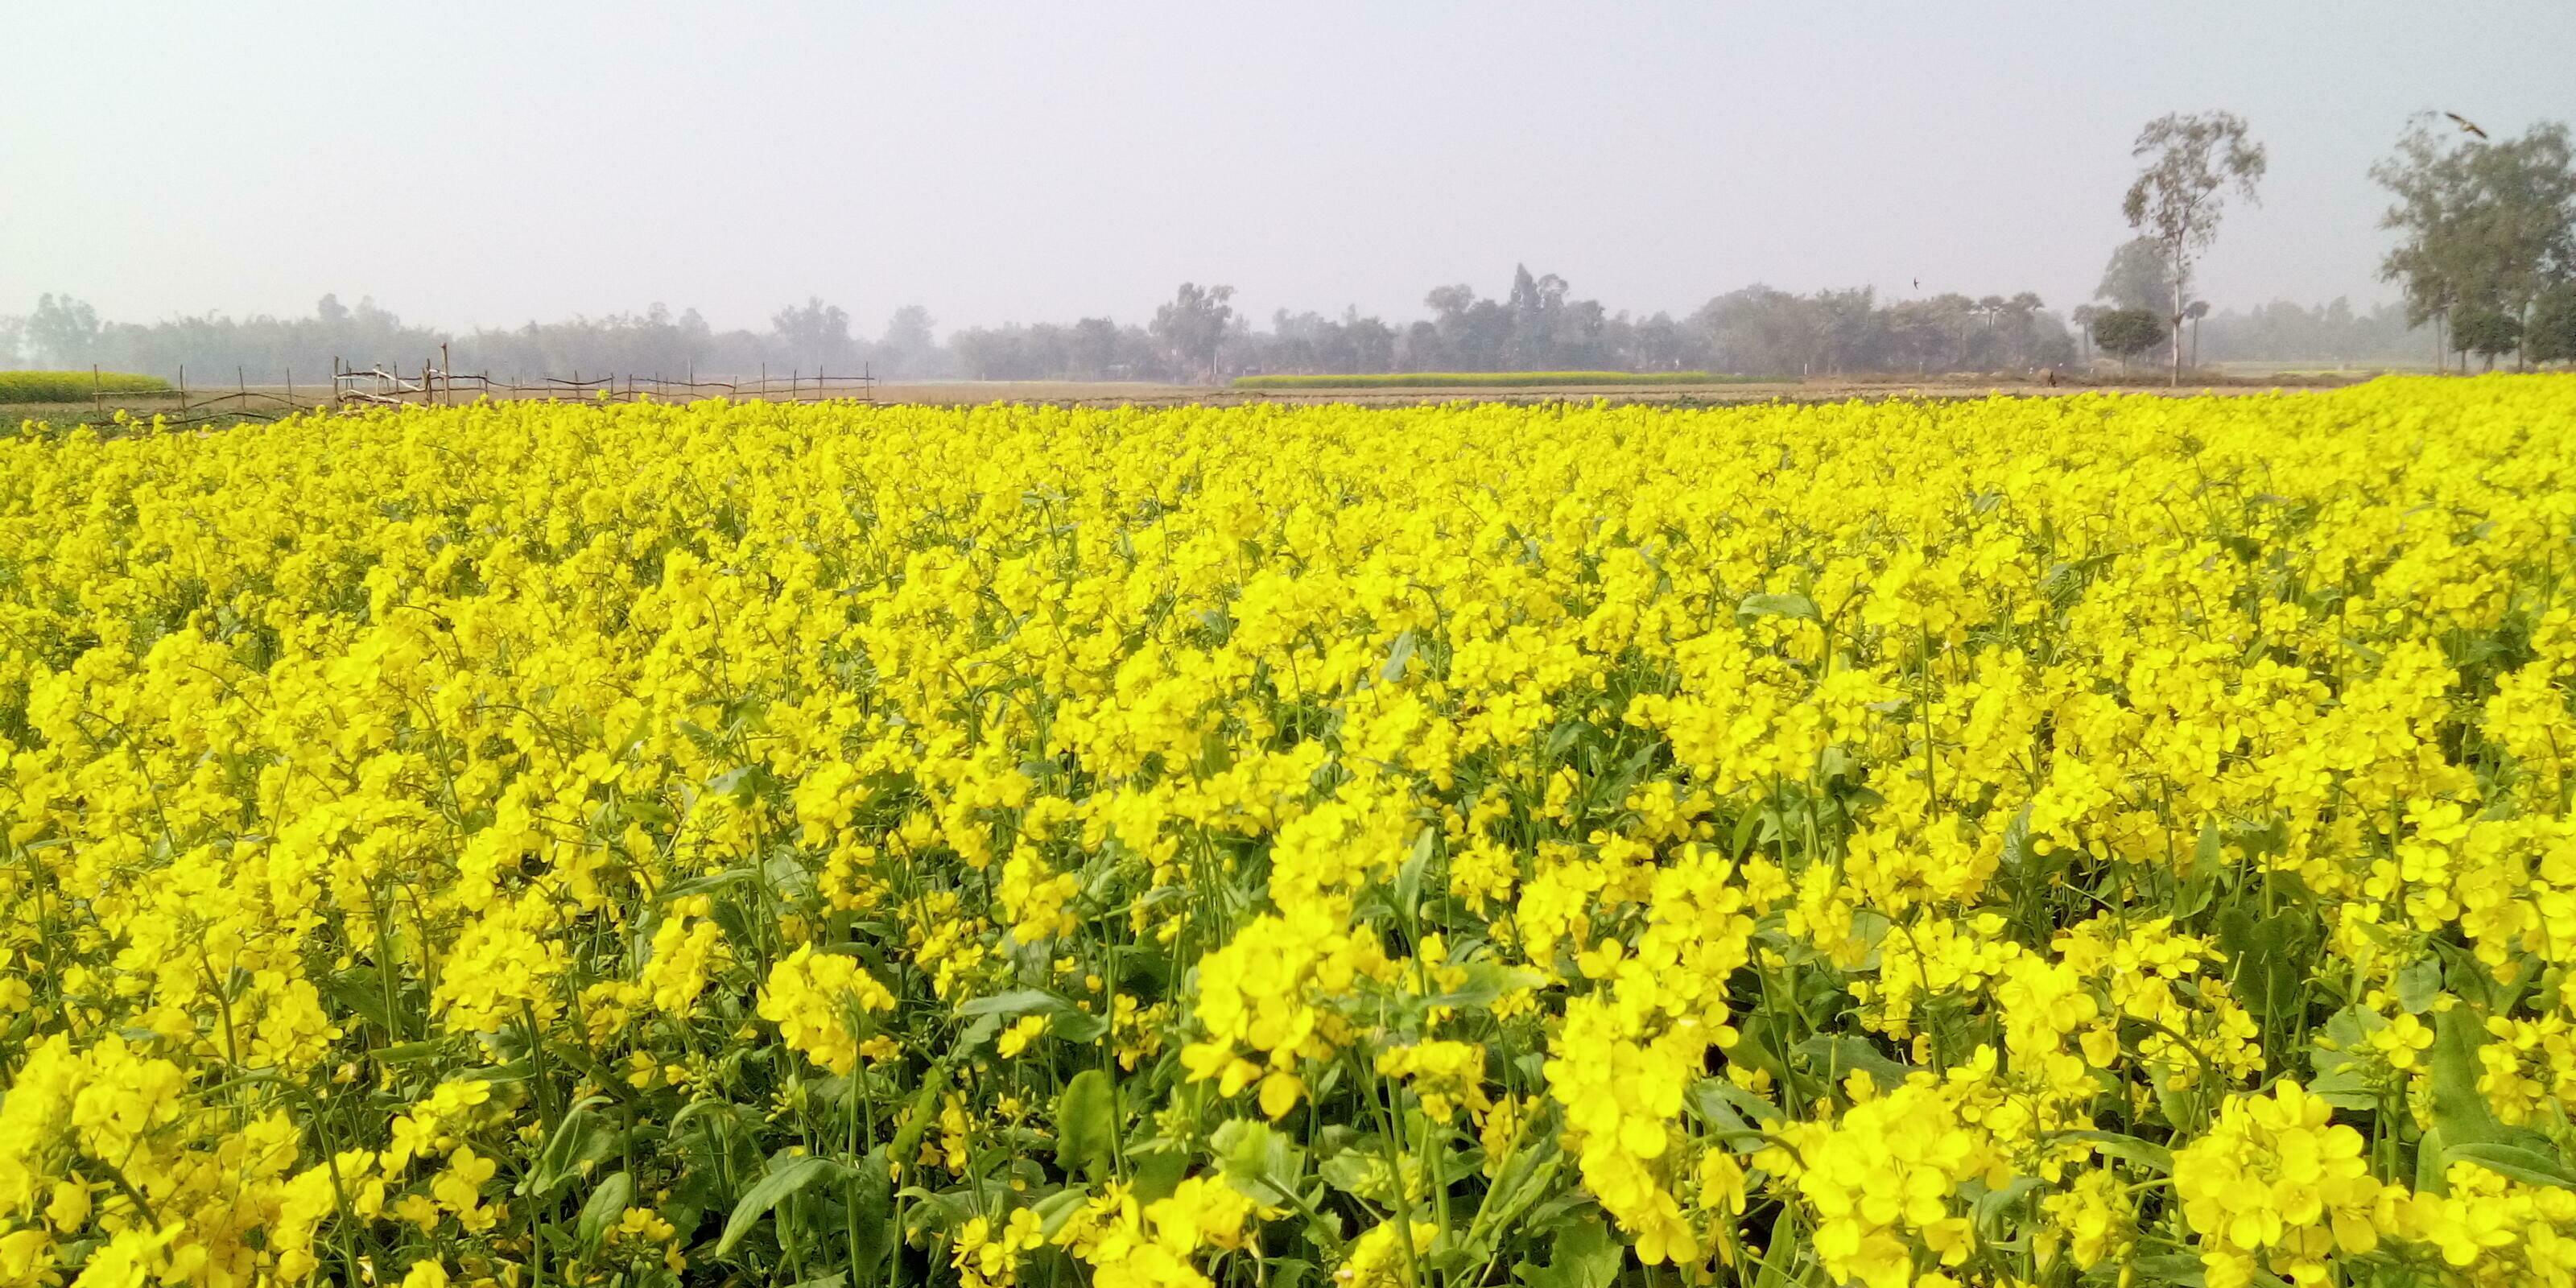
6 1 2572 335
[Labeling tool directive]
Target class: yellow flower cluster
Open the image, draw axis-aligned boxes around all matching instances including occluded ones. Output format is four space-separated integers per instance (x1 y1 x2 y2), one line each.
3 378 2575 1288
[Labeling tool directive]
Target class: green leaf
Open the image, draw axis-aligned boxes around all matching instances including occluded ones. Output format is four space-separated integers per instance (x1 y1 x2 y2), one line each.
1212 1119 1305 1207
1515 1218 1621 1288
519 1100 613 1199
1463 1140 1561 1253
2446 1141 2576 1190
1996 804 2035 876
2128 1253 2207 1286
1129 1142 1189 1203
715 1154 842 1258
2310 1003 2384 1080
953 1012 1005 1053
2417 1125 2450 1196
1319 1148 1393 1203
2054 1129 2174 1174
1728 807 1762 860
577 1170 634 1249
1749 1204 1801 1288
1380 628 1418 682
1047 1009 1110 1042
2428 1007 2512 1146
887 1067 950 1171
1791 1034 1913 1092
1735 592 1819 624
1689 1079 1785 1136
662 866 759 901
1394 828 1434 927
841 1147 894 1272
958 989 1077 1019
2396 958 2443 1014
1426 962 1546 1011
2217 906 2318 1033
319 969 397 1036
762 850 816 900
1032 1186 1093 1238
708 764 776 806
2304 1063 2378 1111
1055 1070 1119 1180
1971 1174 2047 1229
894 1184 968 1238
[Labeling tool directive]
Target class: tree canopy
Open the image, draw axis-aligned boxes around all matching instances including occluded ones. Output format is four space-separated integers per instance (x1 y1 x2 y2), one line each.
2123 111 2267 384
2375 117 2576 370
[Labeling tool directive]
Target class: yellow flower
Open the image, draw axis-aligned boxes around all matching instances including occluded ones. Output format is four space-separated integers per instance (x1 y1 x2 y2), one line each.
996 1014 1048 1059
0 378 2569 1286
758 943 897 1074
2174 1080 2386 1285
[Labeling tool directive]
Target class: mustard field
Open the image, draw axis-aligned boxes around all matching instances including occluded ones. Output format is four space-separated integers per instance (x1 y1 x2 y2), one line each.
6 379 2576 1288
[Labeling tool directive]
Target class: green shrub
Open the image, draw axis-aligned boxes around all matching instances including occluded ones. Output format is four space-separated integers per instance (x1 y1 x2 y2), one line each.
2089 309 2168 365
1231 370 1754 390
0 371 175 403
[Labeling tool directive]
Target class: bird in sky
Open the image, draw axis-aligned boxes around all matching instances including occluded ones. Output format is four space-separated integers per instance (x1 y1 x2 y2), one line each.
1913 278 1920 291
2444 111 2489 140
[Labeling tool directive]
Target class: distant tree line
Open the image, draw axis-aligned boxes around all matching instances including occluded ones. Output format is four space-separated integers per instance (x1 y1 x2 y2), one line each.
2373 116 2576 370
0 268 2475 386
2068 237 2426 372
0 295 951 386
4 259 2545 390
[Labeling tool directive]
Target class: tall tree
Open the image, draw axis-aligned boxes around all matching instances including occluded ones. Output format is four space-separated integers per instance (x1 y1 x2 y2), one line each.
1504 263 1569 367
2374 120 2475 372
1065 317 1121 380
2531 282 2576 365
27 294 101 367
2454 306 2523 370
2375 118 2575 372
768 298 857 372
2095 238 2177 315
2069 304 2100 365
2461 123 2576 368
2123 112 2267 385
1150 283 1235 382
877 306 943 378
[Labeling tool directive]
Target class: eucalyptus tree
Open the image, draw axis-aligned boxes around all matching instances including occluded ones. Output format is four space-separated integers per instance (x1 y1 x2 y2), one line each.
2123 112 2267 386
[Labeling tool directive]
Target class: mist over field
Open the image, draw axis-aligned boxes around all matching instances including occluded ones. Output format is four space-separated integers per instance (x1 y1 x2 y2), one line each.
6 1 2573 380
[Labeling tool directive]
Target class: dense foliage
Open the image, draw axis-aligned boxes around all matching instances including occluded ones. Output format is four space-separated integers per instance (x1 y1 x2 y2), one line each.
8 274 2445 388
5 380 2576 1288
2376 120 2576 371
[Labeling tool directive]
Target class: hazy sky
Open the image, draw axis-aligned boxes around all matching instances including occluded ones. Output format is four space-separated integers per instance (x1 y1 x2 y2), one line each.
8 2 2573 336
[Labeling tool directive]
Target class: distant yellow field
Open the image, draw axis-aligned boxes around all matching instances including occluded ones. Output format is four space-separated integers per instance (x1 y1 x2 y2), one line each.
0 369 171 402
